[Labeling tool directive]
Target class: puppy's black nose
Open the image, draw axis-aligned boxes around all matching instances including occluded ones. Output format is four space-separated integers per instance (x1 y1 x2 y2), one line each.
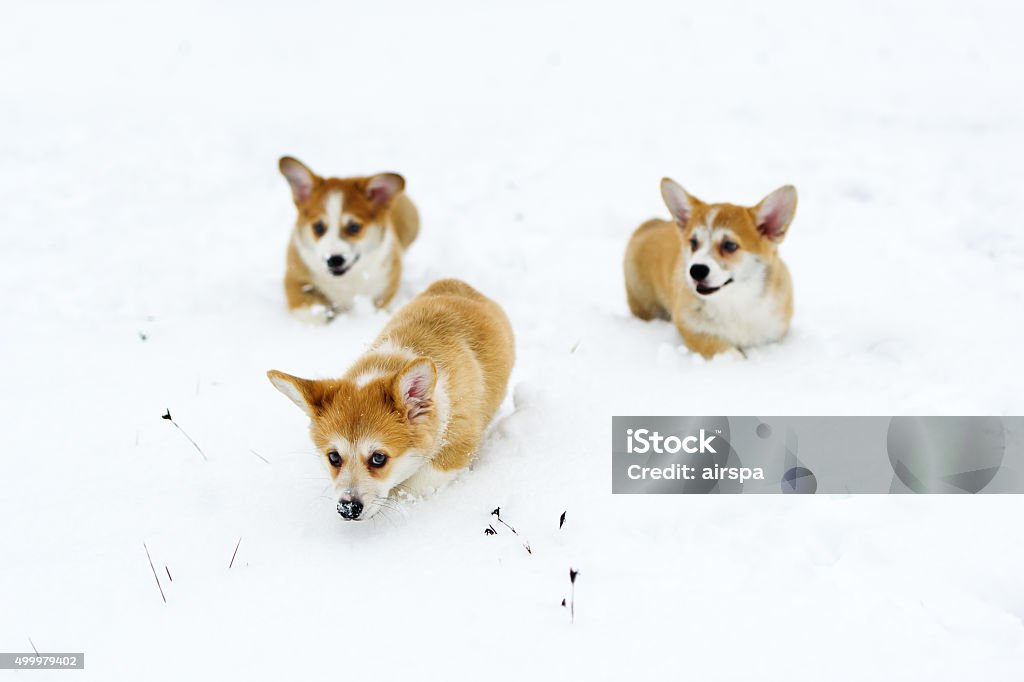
689 264 710 282
326 254 347 269
337 498 363 520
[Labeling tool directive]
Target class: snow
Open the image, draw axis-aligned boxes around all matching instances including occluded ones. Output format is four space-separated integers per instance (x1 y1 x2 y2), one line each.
2 0 1023 679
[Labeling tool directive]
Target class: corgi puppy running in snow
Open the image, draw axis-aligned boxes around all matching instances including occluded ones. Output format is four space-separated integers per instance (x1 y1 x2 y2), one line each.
267 279 514 522
624 179 798 358
278 156 420 323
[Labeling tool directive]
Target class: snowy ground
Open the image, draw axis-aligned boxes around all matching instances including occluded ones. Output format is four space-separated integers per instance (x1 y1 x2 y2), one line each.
2 0 1024 679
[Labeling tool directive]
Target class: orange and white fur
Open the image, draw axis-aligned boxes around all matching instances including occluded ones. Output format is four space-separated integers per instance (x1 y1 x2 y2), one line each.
279 156 420 323
267 279 515 522
624 178 798 358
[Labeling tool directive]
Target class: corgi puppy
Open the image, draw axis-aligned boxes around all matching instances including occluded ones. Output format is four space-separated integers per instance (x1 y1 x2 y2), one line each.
624 178 798 358
278 156 420 323
267 279 515 521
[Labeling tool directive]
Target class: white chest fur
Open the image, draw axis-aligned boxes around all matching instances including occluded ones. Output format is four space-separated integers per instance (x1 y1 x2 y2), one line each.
298 230 395 310
684 276 788 348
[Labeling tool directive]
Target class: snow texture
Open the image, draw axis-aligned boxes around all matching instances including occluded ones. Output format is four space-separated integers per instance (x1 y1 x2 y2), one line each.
1 0 1023 679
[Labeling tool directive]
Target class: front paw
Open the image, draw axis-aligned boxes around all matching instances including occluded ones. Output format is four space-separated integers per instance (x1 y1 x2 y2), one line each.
291 303 335 325
399 466 458 499
715 346 747 361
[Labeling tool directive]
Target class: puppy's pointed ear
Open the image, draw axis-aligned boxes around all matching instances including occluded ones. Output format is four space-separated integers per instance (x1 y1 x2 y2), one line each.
279 156 320 204
366 173 405 207
267 370 326 417
660 178 696 226
391 358 436 424
754 185 797 241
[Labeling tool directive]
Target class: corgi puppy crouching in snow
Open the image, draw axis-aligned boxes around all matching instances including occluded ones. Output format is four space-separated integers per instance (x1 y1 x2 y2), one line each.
278 156 420 324
267 279 515 522
624 179 798 358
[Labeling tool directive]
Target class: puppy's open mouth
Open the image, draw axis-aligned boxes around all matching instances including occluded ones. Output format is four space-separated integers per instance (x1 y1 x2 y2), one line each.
695 279 733 296
328 255 360 277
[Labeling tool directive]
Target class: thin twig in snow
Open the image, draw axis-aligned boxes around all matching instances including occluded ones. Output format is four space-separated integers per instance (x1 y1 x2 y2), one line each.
249 449 270 464
144 543 166 604
489 507 531 555
491 507 518 535
569 568 579 624
162 409 207 461
228 537 242 568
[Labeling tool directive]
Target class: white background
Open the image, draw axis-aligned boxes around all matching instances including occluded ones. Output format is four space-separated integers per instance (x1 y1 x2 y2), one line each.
1 1 1023 679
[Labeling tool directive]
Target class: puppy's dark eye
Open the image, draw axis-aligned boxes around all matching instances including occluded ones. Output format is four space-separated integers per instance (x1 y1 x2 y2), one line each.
313 221 327 237
721 240 739 254
327 450 342 467
689 237 699 251
344 221 362 236
369 451 388 468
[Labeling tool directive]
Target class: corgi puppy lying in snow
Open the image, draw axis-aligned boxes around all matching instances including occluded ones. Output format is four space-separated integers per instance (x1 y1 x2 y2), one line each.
624 179 798 358
267 279 515 521
278 156 420 323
